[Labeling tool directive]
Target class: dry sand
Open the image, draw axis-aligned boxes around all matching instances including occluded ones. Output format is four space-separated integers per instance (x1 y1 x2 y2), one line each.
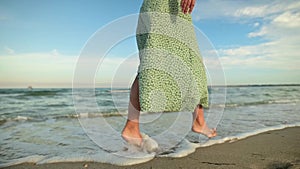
3 127 300 169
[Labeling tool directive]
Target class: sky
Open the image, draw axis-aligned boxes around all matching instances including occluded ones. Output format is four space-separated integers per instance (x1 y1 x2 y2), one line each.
0 0 299 88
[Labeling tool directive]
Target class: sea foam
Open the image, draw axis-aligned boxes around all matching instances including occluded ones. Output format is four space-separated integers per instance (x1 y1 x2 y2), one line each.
1 123 299 168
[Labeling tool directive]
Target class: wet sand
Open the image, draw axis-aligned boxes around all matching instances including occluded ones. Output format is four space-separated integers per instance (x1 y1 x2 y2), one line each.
3 127 300 169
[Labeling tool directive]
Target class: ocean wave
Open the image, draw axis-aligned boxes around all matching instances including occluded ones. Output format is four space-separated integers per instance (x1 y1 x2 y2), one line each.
0 115 48 125
1 97 299 125
0 111 130 125
46 103 72 107
94 89 129 96
0 89 25 95
69 112 128 118
0 110 191 125
110 89 130 93
0 88 70 95
22 90 59 97
225 99 299 107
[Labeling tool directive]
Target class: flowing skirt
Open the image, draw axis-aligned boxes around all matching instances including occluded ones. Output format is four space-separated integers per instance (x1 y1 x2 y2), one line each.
136 0 208 112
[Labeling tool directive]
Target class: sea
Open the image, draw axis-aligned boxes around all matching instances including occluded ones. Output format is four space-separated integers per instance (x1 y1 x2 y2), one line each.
1 85 300 167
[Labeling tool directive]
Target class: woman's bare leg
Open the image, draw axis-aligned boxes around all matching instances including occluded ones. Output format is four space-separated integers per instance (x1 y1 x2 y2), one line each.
121 75 143 146
192 104 217 138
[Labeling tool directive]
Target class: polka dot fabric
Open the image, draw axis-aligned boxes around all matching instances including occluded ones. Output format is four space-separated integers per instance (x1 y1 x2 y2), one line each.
136 0 209 112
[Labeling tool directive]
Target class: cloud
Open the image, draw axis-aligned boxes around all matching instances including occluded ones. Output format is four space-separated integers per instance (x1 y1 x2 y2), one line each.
234 1 300 18
193 0 242 20
0 51 138 88
193 0 300 21
247 10 300 38
253 22 260 27
4 46 15 54
223 20 300 70
247 10 300 40
218 41 300 70
218 33 300 71
95 55 139 87
273 11 300 28
0 51 76 87
248 26 268 38
234 5 268 18
193 1 300 84
194 1 300 70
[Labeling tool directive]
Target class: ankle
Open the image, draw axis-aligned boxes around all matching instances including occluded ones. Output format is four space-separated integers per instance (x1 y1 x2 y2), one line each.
194 106 205 121
123 120 140 131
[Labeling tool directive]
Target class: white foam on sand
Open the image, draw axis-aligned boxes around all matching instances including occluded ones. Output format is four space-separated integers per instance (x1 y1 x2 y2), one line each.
0 134 158 167
0 155 46 168
199 123 300 147
1 120 299 168
37 152 155 166
158 139 200 158
27 133 158 166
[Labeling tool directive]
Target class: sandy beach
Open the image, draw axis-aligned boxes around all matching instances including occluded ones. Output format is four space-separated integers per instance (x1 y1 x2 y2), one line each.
3 126 299 169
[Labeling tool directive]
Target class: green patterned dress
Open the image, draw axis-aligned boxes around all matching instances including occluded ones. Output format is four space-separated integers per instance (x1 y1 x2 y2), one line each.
136 0 209 113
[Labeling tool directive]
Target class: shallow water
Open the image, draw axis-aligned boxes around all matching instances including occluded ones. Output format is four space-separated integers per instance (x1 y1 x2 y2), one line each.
0 85 300 167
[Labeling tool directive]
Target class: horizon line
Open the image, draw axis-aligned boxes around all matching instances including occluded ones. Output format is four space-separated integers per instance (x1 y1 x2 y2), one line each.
0 83 300 89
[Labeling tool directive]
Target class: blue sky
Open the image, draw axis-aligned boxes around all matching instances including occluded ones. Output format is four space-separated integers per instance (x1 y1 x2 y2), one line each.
0 0 299 88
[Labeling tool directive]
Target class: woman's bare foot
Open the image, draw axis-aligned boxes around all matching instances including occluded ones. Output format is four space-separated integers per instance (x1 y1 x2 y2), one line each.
192 105 217 138
121 120 143 146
